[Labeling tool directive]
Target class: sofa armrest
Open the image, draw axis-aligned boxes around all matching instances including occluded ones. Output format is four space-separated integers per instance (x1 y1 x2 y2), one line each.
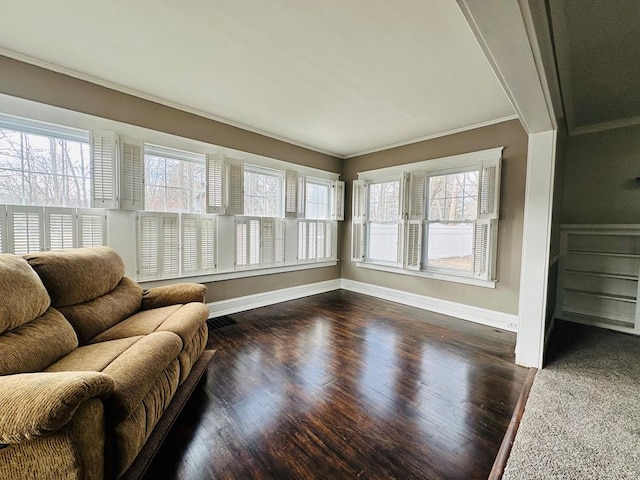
0 372 114 445
141 283 206 310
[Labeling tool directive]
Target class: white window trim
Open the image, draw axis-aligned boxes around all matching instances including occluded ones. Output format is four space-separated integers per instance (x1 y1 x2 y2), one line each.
356 261 497 288
354 147 502 288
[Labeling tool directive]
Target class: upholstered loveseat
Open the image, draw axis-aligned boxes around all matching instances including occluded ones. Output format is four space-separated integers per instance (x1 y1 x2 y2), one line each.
0 247 210 479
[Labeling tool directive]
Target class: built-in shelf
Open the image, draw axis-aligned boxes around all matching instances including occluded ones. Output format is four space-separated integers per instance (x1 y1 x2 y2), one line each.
565 288 636 303
567 250 640 259
557 225 640 334
565 269 638 281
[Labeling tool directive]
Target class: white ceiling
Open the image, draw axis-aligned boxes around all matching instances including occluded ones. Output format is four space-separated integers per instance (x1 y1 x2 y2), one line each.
0 0 515 158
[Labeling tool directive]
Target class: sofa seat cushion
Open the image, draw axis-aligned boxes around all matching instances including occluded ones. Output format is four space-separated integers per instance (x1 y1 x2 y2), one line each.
46 332 182 422
89 302 208 348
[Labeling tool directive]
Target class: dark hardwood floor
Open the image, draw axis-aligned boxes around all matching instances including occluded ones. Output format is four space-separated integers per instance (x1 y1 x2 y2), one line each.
143 290 528 480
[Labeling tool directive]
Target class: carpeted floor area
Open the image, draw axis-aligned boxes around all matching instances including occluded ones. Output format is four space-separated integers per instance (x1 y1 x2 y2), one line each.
503 321 640 479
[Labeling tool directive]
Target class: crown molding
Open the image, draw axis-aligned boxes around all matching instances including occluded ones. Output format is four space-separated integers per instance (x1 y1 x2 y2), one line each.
343 114 519 159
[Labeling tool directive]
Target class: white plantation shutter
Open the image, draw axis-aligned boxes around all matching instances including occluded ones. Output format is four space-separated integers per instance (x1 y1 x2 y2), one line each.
308 221 317 260
137 213 159 279
235 217 248 267
325 222 333 259
8 206 44 255
226 160 244 215
404 172 425 270
199 215 216 272
316 221 326 260
298 220 308 261
0 205 6 253
297 175 306 219
248 218 260 266
45 208 76 250
351 180 367 261
331 181 345 221
274 218 285 265
479 158 501 220
473 221 490 279
285 170 299 218
120 138 144 211
91 130 118 209
206 154 225 214
261 218 275 267
78 209 106 247
181 214 199 275
161 214 179 277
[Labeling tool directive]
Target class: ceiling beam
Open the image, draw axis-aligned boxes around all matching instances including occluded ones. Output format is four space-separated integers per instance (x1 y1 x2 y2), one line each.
456 0 558 133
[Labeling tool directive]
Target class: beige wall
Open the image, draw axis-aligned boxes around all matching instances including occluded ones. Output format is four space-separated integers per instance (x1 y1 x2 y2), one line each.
561 124 640 224
0 55 342 302
341 119 528 315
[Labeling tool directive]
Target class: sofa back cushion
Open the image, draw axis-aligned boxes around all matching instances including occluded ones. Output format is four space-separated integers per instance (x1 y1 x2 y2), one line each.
25 246 126 308
0 254 51 334
59 277 143 344
0 254 78 374
0 308 78 375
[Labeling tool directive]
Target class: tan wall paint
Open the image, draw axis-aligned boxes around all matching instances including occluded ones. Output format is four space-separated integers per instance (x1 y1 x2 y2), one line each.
0 55 342 302
561 124 640 224
341 119 528 315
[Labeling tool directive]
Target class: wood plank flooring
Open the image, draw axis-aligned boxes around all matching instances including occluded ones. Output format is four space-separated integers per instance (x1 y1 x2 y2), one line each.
143 290 528 480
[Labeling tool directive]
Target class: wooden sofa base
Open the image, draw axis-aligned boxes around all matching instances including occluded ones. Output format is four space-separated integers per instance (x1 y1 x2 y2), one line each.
120 349 216 480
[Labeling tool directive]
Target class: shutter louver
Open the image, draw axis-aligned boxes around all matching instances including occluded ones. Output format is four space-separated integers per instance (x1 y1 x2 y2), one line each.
226 160 244 215
332 181 345 221
200 215 216 272
91 130 118 209
182 214 198 275
206 154 225 214
161 215 179 277
479 159 501 220
351 180 367 261
9 206 43 255
249 218 260 265
0 205 5 253
46 209 76 250
473 221 489 279
408 173 426 221
405 222 422 270
308 221 316 260
78 209 106 247
138 214 158 280
235 218 248 267
297 175 306 219
261 218 275 267
274 218 285 265
285 170 298 218
298 221 308 261
316 221 326 260
120 139 144 210
325 222 333 259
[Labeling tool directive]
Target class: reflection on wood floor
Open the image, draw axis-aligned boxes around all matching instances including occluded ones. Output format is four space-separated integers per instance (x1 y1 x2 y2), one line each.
144 290 528 480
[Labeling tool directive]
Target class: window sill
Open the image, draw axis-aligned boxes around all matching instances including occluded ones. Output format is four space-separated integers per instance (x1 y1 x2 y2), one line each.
356 262 496 288
139 260 338 288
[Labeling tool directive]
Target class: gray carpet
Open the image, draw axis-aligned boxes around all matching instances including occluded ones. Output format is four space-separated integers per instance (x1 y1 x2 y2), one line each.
503 323 640 479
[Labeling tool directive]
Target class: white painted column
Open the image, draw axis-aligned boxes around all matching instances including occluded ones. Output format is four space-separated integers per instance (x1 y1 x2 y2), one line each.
516 130 557 367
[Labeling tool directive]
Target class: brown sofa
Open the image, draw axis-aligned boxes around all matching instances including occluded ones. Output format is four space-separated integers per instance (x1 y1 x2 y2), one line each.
0 247 210 479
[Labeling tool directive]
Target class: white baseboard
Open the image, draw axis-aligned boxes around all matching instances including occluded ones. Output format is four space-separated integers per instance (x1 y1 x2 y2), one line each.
207 277 518 333
207 279 342 318
340 279 518 332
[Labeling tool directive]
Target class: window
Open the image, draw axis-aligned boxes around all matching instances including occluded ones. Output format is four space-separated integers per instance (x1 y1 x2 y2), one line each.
305 179 331 220
145 145 206 213
0 115 91 208
367 180 400 264
353 148 501 285
243 165 283 217
425 170 479 274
